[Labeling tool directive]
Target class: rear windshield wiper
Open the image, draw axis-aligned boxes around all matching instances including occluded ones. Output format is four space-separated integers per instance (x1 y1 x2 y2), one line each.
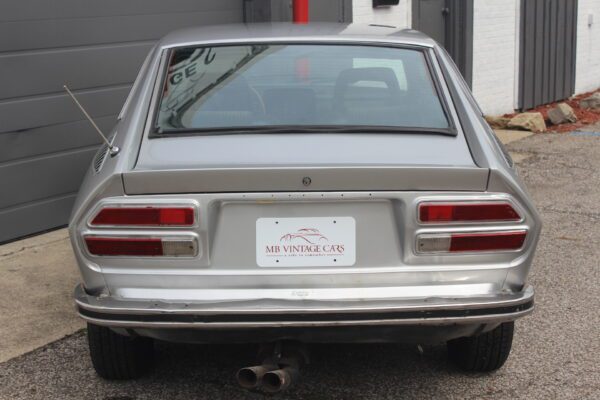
154 125 457 137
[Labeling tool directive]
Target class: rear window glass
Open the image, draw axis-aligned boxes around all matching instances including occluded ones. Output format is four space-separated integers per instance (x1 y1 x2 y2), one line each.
155 44 449 133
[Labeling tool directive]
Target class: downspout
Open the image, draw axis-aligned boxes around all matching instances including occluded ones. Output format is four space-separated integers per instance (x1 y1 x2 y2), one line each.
293 0 309 24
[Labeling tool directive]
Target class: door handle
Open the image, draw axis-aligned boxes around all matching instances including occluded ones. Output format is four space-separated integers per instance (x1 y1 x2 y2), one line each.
442 7 450 16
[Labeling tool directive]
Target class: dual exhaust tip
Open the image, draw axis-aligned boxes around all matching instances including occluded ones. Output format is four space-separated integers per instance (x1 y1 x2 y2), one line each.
237 364 298 393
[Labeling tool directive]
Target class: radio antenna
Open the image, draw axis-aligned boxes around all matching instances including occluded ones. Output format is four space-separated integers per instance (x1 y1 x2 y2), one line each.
63 84 120 156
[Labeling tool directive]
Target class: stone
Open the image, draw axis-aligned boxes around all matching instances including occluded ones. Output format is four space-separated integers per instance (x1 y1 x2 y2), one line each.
547 103 577 125
494 130 535 145
507 112 547 133
485 115 511 129
580 92 600 109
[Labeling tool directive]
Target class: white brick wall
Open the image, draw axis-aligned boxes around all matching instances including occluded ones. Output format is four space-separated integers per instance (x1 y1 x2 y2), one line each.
471 0 519 115
352 0 411 28
575 0 600 94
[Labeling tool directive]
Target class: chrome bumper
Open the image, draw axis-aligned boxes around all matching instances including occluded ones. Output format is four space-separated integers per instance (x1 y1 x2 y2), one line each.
74 284 534 329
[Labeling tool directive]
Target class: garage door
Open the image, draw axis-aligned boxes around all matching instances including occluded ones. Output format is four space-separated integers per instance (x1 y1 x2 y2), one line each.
0 0 244 243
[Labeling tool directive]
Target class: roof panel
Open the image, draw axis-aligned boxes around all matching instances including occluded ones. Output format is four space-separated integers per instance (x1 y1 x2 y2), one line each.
157 23 436 49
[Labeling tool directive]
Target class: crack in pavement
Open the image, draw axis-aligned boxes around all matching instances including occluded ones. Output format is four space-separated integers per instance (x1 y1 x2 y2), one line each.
0 236 70 259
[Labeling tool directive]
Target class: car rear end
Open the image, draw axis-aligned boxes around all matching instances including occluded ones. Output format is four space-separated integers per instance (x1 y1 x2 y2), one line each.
74 188 536 339
69 24 541 381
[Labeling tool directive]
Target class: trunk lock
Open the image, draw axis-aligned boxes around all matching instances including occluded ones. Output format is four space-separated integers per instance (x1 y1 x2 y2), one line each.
302 177 312 186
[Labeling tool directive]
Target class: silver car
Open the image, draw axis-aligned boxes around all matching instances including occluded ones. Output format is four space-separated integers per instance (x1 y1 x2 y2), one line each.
70 23 541 391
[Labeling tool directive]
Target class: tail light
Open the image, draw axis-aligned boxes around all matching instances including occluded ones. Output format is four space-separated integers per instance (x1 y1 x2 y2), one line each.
84 236 197 257
416 200 527 254
417 230 527 253
90 206 195 227
419 202 521 223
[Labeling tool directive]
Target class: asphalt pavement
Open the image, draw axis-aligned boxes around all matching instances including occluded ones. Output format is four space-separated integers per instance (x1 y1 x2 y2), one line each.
0 131 599 399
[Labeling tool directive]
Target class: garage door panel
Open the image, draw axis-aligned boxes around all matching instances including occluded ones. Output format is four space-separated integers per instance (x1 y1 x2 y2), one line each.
0 0 244 243
0 44 151 101
0 148 96 210
0 194 77 244
0 10 241 53
0 0 242 23
0 86 129 134
0 116 114 163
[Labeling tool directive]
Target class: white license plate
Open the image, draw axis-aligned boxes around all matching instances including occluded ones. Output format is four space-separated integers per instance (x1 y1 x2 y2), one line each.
256 217 356 267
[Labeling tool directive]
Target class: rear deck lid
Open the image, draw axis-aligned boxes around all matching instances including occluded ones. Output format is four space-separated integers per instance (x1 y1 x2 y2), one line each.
124 133 488 193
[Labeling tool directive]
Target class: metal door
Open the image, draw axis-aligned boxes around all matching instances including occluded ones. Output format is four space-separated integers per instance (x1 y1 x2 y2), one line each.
413 0 447 45
519 0 578 110
412 0 473 86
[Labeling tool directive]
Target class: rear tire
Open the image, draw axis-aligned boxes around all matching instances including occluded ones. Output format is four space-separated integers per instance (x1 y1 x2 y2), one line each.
87 323 154 380
447 322 514 372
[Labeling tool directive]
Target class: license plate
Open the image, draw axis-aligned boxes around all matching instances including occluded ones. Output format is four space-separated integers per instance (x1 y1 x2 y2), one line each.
256 217 356 267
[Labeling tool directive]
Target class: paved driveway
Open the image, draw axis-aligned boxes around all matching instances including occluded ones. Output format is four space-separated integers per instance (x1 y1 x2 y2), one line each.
0 132 599 399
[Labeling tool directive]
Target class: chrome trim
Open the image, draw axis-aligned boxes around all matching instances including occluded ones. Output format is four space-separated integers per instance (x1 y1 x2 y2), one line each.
74 284 534 328
79 310 533 329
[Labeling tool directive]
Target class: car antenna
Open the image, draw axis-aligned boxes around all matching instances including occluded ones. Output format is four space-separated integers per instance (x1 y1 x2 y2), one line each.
63 84 120 157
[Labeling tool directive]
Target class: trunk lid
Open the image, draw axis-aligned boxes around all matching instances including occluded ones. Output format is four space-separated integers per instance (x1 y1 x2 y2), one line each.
125 133 487 193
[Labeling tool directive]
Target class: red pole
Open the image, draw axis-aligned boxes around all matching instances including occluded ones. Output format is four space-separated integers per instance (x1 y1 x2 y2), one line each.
293 0 309 24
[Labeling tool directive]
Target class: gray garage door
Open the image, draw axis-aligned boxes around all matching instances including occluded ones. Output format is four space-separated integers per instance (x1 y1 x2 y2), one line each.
0 0 244 243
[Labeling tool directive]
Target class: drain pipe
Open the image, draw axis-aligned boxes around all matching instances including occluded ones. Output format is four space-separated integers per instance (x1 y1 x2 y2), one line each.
293 0 309 24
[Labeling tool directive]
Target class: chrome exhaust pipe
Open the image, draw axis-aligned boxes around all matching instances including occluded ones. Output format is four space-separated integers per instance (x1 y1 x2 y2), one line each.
262 367 299 393
236 364 277 389
239 341 307 392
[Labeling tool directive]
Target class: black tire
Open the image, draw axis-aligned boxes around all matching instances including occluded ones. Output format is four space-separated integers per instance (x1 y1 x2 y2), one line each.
447 322 514 372
87 323 154 380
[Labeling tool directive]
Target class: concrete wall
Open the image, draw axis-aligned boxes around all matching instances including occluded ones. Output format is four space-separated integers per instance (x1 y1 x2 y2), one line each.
471 0 520 115
352 0 412 28
575 0 600 94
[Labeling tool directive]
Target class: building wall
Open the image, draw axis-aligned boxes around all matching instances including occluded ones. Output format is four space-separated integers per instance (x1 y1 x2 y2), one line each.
0 0 244 243
575 0 600 94
352 0 521 116
245 0 352 23
471 0 520 115
352 0 412 28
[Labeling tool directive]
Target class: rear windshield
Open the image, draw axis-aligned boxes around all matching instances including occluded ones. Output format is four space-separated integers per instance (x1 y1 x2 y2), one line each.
155 44 450 133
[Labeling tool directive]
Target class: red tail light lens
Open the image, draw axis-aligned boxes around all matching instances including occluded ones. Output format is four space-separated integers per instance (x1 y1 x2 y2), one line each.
419 202 521 223
91 207 195 227
448 231 527 252
84 236 197 257
417 230 527 253
86 237 163 256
